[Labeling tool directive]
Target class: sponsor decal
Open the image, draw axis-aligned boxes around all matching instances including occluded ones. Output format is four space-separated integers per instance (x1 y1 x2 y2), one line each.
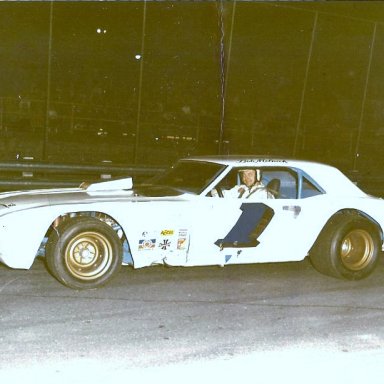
161 229 174 236
178 229 188 237
177 229 188 250
177 237 187 250
138 239 156 251
159 239 171 250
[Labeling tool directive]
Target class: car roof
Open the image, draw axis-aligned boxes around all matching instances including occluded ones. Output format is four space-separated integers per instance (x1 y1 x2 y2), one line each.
184 155 326 168
184 155 367 197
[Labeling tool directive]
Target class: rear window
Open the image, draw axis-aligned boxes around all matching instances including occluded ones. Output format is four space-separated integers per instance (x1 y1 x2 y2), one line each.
301 176 323 198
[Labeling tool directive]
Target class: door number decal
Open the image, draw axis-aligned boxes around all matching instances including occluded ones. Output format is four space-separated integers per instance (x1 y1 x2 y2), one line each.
215 203 274 249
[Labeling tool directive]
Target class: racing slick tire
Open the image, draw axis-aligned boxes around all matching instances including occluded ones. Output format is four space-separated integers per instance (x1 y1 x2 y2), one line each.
309 211 381 280
46 217 123 289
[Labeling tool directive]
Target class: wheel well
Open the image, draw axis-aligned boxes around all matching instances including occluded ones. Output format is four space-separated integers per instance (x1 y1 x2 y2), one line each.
42 211 128 249
36 211 132 264
54 211 125 235
308 208 382 280
325 209 383 241
309 208 383 256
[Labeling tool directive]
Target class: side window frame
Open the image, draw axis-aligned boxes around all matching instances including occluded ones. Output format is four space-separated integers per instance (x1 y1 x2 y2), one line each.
206 165 325 199
215 166 300 199
260 167 299 199
295 169 325 199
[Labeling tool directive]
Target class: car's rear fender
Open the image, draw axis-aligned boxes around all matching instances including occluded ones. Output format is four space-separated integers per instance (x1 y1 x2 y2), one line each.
309 208 384 254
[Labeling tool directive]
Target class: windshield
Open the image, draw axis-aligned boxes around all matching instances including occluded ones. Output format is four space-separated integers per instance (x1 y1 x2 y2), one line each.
148 160 226 194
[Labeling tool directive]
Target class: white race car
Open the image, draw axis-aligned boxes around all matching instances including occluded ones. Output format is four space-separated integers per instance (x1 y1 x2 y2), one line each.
0 156 383 289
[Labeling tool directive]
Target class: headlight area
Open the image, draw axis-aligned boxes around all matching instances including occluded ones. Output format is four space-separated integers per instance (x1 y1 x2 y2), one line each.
0 214 53 269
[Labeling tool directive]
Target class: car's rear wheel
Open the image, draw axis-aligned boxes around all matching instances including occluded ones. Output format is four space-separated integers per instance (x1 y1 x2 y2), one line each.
309 211 381 280
46 217 122 289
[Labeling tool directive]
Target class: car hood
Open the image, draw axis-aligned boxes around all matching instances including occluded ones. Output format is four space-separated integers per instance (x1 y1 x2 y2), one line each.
0 187 90 216
0 177 193 216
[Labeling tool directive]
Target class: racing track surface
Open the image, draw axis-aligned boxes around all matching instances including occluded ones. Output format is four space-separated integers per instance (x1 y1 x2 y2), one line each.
2 256 384 383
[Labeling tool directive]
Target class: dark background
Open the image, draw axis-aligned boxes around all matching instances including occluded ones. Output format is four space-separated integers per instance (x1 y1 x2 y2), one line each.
1 1 384 178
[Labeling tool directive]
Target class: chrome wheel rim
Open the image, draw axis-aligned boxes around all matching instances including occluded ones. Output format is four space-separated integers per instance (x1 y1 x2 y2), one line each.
65 231 113 280
340 229 374 271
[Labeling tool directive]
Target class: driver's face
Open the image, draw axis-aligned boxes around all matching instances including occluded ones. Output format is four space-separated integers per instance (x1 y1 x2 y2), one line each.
241 170 256 187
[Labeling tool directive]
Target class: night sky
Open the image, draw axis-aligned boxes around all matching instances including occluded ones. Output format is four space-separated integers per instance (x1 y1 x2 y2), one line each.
1 1 384 173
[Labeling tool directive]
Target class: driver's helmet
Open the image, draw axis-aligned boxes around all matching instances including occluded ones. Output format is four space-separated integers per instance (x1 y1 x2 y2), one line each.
239 168 262 183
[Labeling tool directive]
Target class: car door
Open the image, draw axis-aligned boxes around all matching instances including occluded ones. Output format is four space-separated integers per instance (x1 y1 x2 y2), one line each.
186 167 325 267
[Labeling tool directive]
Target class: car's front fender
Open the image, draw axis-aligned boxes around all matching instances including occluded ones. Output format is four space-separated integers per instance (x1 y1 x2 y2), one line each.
0 209 54 269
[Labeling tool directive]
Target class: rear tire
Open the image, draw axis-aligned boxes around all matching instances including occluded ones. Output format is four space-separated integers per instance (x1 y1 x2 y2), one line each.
309 211 381 280
46 217 122 289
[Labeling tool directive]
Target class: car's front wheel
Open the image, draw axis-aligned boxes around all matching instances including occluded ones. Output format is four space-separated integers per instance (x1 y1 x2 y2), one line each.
309 211 381 280
46 217 123 289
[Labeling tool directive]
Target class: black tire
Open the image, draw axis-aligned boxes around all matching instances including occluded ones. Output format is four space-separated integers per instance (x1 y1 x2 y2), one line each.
309 211 381 280
46 217 123 289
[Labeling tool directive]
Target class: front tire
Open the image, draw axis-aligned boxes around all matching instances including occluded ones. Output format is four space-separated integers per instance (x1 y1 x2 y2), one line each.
309 211 381 280
46 217 123 289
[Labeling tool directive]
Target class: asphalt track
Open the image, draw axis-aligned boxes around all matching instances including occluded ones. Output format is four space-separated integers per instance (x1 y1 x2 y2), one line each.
2 256 384 383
